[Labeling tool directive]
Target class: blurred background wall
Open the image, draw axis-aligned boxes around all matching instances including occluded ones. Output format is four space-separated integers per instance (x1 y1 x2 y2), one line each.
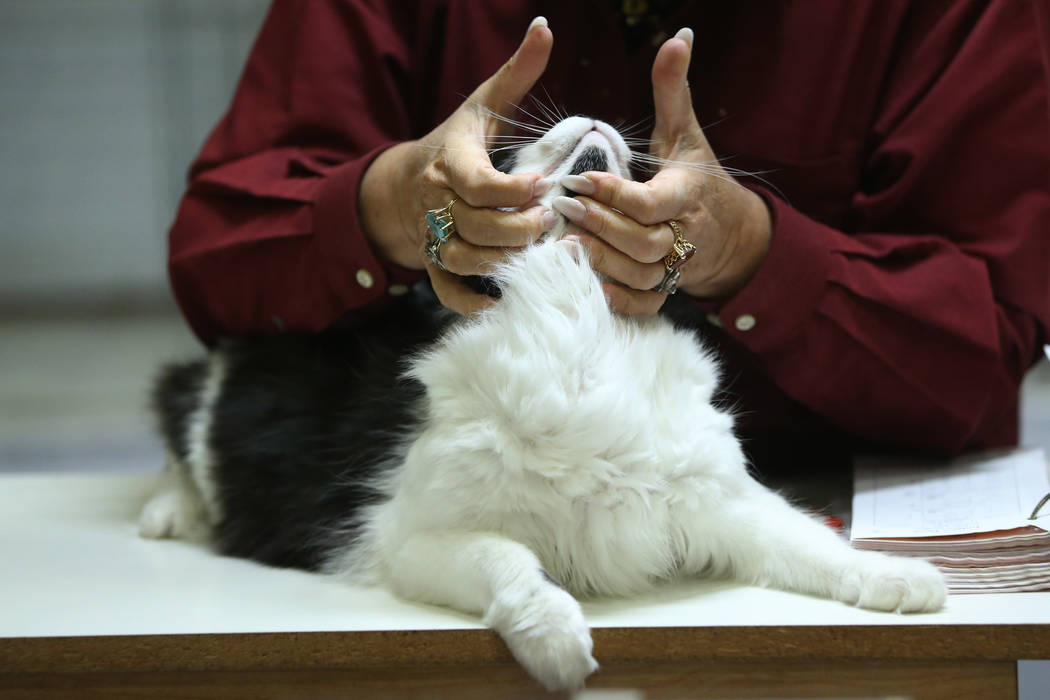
0 0 270 472
0 0 270 312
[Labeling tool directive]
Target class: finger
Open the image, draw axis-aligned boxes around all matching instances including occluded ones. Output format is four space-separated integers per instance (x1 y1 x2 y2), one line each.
426 263 498 316
552 194 673 261
602 282 667 316
431 236 523 277
472 17 553 116
651 28 708 160
560 170 693 226
443 137 552 208
429 18 553 209
453 203 556 247
564 233 667 292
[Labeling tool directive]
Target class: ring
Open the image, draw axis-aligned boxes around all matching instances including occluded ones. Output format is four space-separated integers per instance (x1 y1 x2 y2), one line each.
662 220 696 271
653 267 682 295
424 198 458 271
424 234 450 272
425 198 459 242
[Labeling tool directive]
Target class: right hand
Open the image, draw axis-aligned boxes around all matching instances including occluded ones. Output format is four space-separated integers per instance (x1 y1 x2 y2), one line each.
360 17 556 314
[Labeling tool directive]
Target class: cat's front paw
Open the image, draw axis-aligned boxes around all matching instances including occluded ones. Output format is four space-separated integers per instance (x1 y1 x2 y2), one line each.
486 584 598 691
138 489 206 541
838 553 947 613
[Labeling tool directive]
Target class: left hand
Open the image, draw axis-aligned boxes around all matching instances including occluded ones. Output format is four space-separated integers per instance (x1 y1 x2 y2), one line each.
554 29 773 315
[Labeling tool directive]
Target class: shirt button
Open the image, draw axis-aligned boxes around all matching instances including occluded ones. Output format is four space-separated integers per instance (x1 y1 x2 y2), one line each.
389 284 409 297
734 314 756 331
356 269 374 289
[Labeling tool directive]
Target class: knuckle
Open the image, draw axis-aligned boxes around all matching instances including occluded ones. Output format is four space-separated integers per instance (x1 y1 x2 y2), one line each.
440 240 463 270
643 229 670 262
586 208 609 237
637 197 659 224
420 163 445 192
582 238 604 269
645 264 667 289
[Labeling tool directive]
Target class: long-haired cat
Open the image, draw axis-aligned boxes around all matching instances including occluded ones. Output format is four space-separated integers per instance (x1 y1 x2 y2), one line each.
140 115 946 691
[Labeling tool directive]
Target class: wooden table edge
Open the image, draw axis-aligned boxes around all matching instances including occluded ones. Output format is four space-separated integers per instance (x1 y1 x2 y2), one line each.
3 624 1049 675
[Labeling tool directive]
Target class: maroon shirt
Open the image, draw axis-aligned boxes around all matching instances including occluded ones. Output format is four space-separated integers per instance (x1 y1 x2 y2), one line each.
168 0 1050 471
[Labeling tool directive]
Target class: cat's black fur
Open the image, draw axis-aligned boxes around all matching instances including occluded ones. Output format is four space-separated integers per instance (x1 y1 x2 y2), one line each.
152 286 452 570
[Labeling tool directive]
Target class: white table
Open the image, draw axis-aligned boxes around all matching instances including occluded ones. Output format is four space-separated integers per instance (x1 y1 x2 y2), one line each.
2 472 1048 698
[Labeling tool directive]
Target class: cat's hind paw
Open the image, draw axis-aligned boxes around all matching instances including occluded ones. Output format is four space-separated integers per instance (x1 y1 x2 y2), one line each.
838 553 947 613
487 584 599 691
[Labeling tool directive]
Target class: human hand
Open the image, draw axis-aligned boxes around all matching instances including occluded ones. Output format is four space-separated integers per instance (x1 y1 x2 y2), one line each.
359 17 556 314
553 28 772 315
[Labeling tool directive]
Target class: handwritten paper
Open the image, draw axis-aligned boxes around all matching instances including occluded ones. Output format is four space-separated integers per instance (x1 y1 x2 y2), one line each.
851 447 1050 539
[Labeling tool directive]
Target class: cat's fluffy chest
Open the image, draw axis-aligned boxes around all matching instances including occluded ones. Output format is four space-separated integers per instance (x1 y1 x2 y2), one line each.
382 238 746 595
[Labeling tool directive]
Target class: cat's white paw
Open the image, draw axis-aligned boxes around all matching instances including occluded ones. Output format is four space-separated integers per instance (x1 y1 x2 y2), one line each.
486 584 598 691
837 553 947 613
138 489 204 540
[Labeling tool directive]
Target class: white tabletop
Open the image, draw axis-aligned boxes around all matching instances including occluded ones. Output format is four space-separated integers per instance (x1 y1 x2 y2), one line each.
1 471 1047 640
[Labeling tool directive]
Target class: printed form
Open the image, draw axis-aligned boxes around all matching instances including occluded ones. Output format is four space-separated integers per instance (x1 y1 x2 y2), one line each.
851 448 1050 539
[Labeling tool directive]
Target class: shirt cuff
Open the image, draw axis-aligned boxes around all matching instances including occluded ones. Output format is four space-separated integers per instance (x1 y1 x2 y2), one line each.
313 143 425 308
703 185 841 356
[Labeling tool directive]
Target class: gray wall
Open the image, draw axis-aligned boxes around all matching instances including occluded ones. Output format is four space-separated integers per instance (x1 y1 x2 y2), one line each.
0 0 270 310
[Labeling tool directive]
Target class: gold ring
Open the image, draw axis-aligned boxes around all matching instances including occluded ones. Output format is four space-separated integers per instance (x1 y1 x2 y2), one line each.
663 220 696 271
425 198 459 243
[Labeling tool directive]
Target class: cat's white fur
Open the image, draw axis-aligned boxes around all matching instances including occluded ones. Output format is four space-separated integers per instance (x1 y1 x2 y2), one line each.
141 117 946 692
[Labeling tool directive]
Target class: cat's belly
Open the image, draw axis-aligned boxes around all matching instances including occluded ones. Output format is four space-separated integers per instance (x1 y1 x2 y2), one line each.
470 469 728 597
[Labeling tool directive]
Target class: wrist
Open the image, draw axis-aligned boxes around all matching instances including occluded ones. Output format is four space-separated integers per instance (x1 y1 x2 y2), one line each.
359 141 425 270
681 188 772 300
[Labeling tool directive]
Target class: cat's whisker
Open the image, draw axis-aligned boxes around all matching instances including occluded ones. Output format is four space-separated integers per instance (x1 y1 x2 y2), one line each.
513 99 558 132
527 93 563 129
538 85 569 122
618 115 654 140
466 100 550 135
630 152 787 200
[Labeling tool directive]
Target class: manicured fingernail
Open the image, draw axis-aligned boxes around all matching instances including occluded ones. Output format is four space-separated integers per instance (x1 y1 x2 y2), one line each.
560 175 595 196
675 27 694 49
540 208 558 231
552 195 586 222
560 235 582 260
528 16 548 32
533 177 553 198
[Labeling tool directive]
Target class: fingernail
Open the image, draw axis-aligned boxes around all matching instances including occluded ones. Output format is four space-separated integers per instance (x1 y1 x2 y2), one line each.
675 27 694 50
552 195 586 222
540 208 558 231
528 16 548 32
560 235 582 260
533 177 554 198
560 175 595 196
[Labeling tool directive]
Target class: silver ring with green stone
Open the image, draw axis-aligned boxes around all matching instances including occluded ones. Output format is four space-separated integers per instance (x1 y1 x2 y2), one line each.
424 198 458 271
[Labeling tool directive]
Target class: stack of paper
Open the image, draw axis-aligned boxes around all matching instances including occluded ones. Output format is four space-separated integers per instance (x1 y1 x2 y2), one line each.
850 447 1050 593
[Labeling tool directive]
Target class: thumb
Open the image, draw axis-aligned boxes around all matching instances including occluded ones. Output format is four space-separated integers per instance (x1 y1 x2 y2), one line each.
472 17 553 117
651 28 706 159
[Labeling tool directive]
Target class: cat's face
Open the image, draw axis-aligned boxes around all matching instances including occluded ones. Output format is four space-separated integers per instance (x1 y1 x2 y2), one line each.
498 116 632 239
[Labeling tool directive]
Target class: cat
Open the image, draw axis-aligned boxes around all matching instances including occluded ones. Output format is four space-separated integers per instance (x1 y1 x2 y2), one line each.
140 115 947 691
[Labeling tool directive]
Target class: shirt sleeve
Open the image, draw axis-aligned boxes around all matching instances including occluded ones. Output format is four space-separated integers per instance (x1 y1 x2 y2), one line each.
704 0 1050 454
167 0 427 344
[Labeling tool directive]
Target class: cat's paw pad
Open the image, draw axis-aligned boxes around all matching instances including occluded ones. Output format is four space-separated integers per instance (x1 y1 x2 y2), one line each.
838 554 947 613
487 585 598 691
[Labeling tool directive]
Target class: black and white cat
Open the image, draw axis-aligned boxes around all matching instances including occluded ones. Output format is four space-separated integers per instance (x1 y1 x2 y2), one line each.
140 116 946 691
